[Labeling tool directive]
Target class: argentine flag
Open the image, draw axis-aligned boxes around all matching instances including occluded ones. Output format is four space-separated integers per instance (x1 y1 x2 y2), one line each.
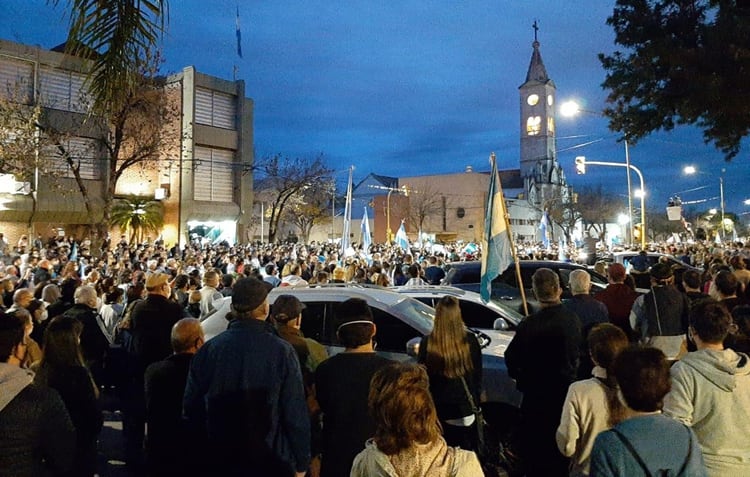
361 207 372 252
480 153 514 304
395 222 409 251
539 210 550 250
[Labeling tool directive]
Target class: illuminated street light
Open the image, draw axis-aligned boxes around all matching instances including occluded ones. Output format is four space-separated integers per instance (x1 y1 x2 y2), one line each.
575 156 647 250
709 208 718 215
634 189 646 199
744 199 750 206
562 99 635 246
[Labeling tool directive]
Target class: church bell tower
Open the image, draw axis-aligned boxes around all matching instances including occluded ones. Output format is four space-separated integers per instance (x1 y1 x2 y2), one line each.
519 22 556 179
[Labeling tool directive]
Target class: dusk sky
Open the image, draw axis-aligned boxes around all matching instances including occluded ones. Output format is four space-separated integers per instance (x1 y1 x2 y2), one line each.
3 0 749 219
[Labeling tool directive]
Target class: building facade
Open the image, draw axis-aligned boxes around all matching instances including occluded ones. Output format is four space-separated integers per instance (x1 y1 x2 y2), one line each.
0 39 254 248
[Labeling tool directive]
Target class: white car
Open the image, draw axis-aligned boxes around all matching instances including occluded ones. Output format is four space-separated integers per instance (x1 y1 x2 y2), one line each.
202 284 522 408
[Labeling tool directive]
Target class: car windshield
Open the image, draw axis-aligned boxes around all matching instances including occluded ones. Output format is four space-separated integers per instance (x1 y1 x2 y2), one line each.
391 297 435 335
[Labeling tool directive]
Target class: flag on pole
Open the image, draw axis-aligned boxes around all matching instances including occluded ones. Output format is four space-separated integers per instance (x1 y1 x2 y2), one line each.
480 153 514 303
235 6 243 58
395 221 409 251
539 210 550 250
558 236 566 261
340 166 354 257
361 207 372 252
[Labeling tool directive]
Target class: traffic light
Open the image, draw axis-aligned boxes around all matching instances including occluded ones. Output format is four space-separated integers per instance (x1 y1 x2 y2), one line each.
633 223 642 241
575 156 586 174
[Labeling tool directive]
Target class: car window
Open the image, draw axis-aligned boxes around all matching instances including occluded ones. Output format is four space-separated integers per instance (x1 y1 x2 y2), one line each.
371 307 423 353
558 268 571 291
299 302 331 344
459 300 500 329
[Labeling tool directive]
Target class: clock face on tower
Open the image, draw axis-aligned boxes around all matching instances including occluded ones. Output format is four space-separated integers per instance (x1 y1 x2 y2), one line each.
527 94 539 106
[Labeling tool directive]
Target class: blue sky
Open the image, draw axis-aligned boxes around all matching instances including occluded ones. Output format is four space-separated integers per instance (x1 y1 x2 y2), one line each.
3 0 748 219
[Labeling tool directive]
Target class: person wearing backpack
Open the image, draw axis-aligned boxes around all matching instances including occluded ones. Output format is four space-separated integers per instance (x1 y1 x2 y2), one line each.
589 346 706 477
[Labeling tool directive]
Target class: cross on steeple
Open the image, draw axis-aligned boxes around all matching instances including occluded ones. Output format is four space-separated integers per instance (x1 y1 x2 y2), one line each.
533 20 539 42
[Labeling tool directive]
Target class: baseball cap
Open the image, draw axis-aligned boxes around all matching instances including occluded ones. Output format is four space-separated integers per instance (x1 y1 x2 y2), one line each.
271 295 306 322
232 277 273 311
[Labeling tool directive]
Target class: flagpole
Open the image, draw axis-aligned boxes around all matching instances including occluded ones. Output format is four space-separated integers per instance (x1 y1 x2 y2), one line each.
492 153 529 316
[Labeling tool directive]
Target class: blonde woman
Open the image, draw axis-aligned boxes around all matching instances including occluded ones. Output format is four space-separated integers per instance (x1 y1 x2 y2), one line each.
351 362 483 476
417 296 482 452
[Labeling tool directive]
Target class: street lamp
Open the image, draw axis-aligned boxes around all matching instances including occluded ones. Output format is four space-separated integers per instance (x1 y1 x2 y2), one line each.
562 100 635 246
369 184 408 243
575 156 647 250
684 165 726 238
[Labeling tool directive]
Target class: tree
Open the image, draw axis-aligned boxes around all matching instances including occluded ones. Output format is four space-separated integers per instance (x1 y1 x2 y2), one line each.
53 0 168 115
646 207 684 242
599 1 750 160
282 181 333 243
253 155 333 243
396 182 445 238
110 195 164 244
576 186 623 237
0 94 75 227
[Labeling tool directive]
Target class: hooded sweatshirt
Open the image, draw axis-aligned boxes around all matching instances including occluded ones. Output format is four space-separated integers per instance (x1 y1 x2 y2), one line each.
0 362 33 411
0 363 75 476
663 348 750 477
350 438 483 477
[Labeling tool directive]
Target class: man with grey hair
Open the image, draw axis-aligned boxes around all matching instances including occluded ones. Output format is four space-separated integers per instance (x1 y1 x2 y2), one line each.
564 269 609 379
505 268 582 477
62 285 110 385
144 318 204 476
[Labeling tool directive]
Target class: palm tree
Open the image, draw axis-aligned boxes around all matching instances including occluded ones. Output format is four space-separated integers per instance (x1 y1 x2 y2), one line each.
110 196 164 244
52 0 168 114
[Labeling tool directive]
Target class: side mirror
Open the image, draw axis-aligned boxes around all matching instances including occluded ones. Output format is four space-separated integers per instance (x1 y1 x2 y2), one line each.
406 336 421 357
493 317 509 331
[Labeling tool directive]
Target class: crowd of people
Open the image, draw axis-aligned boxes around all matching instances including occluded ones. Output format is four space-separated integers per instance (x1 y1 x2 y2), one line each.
0 231 749 476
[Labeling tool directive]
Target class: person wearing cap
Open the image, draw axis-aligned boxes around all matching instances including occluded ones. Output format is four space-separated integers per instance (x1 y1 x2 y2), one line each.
629 263 690 360
125 272 184 469
272 295 311 367
595 263 640 341
184 277 311 477
314 298 392 477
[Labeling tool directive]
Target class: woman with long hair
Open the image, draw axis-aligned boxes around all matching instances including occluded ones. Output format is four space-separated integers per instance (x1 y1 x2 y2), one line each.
351 362 483 476
417 296 482 452
556 323 629 476
33 315 103 477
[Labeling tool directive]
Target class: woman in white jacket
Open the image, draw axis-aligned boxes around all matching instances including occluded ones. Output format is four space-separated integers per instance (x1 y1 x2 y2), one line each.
350 362 483 477
556 323 629 476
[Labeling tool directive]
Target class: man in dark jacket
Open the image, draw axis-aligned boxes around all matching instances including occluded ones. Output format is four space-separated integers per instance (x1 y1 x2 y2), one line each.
184 277 310 477
63 285 110 385
144 318 204 476
0 311 75 476
630 263 690 360
124 272 183 470
505 268 582 477
564 269 608 379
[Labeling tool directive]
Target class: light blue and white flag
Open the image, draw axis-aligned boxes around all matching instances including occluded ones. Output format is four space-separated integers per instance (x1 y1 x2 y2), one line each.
395 221 409 251
558 236 566 261
361 207 372 252
235 6 243 58
539 210 550 250
480 153 514 303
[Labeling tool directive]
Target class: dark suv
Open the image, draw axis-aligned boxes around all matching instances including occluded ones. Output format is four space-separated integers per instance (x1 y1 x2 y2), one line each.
443 260 609 313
